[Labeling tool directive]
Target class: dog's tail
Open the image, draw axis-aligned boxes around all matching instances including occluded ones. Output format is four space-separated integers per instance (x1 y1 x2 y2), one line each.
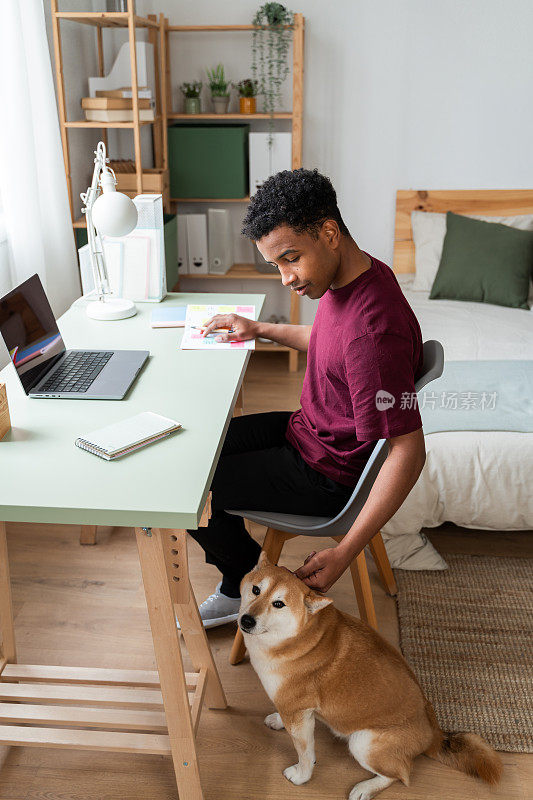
427 729 502 785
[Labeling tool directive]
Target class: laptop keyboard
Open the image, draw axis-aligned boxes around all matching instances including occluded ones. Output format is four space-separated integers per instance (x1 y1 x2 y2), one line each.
39 351 113 394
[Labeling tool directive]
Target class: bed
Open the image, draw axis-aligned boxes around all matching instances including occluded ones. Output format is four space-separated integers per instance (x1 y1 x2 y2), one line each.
382 190 533 569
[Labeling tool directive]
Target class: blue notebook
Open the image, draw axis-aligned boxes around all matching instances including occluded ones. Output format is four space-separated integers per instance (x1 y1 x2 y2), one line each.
151 306 187 328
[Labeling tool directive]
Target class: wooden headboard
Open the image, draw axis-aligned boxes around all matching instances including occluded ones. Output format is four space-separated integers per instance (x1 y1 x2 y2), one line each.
393 189 533 273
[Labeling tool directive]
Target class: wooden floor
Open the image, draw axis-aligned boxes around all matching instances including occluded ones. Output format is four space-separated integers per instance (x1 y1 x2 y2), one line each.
1 352 531 800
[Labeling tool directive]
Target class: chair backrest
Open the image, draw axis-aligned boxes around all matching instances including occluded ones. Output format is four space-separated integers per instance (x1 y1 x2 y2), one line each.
323 339 444 538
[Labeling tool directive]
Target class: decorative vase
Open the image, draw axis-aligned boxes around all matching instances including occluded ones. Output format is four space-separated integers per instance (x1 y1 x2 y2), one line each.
184 97 201 114
239 96 257 114
212 96 230 114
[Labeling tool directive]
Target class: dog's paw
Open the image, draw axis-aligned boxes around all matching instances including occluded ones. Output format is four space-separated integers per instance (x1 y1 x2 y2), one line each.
283 764 312 785
349 777 393 800
349 787 373 800
264 712 284 730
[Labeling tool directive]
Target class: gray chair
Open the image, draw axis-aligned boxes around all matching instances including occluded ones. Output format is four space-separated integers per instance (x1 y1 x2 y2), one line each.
228 340 444 665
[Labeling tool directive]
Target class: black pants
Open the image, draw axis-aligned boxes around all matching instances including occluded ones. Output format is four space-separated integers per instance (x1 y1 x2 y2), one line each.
188 412 354 598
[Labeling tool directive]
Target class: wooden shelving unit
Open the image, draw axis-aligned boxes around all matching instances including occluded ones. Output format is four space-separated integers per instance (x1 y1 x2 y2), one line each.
164 14 305 372
187 263 280 281
170 196 250 203
168 112 293 120
50 1 169 230
51 5 305 372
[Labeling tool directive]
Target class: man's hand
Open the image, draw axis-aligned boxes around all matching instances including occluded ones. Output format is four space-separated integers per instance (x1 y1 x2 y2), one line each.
201 313 258 343
294 544 352 593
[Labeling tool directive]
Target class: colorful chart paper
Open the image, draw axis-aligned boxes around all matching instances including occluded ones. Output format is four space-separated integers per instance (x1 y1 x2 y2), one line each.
180 304 256 351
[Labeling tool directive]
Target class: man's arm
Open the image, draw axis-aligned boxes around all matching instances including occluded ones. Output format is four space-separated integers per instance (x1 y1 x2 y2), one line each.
202 314 312 352
256 321 312 352
294 428 426 592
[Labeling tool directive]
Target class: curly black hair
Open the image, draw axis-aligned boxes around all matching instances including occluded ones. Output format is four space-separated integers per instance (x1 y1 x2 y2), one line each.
241 168 350 240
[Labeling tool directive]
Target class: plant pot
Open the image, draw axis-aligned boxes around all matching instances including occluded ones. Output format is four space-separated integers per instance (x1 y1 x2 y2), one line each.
184 97 201 114
212 96 230 114
239 96 257 114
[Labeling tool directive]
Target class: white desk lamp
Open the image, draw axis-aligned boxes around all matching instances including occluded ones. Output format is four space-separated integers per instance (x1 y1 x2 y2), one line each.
80 141 138 320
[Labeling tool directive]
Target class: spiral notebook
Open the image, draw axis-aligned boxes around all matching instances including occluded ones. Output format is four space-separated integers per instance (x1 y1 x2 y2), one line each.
75 411 181 460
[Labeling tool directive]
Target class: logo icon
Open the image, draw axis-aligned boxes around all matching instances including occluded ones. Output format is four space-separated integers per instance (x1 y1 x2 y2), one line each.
375 390 395 411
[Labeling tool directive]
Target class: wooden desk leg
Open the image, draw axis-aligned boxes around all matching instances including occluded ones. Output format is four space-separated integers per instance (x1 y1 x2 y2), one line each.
233 387 244 417
136 527 204 800
0 522 16 664
169 532 226 711
79 525 98 546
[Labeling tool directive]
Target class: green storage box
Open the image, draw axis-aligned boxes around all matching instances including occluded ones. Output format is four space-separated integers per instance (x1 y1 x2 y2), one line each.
168 124 249 199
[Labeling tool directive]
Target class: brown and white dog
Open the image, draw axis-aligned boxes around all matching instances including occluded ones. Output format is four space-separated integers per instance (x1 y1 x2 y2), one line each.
238 553 501 800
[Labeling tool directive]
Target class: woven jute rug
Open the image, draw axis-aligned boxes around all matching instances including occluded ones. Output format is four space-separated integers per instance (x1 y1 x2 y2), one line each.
395 553 533 753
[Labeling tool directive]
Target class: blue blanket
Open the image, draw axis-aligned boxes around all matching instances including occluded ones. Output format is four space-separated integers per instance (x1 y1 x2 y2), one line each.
419 360 533 434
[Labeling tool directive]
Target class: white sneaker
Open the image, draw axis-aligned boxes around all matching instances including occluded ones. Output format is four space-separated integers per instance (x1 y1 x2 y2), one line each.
176 582 240 630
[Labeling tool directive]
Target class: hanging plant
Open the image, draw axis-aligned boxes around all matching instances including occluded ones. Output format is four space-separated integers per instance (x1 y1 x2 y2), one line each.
251 3 294 139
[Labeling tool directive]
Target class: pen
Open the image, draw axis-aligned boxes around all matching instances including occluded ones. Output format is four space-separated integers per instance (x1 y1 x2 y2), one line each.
191 325 234 334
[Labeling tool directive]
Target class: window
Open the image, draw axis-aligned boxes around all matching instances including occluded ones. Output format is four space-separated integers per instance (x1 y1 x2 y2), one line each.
0 187 12 296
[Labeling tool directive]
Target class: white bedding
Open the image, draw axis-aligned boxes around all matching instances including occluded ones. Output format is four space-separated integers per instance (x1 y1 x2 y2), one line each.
382 276 533 570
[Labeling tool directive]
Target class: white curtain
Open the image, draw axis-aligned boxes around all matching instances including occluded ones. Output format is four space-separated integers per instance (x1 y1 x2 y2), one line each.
0 0 81 321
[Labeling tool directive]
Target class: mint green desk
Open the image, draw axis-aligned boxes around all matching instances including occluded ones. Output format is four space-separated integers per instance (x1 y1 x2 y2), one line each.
0 291 265 800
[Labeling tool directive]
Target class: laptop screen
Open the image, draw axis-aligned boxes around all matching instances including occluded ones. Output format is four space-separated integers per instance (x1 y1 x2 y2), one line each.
0 274 66 393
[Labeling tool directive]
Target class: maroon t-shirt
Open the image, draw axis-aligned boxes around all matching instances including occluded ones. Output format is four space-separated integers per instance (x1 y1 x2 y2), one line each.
286 254 423 486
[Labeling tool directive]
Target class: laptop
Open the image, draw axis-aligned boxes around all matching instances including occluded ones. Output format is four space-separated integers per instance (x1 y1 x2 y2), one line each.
0 275 149 400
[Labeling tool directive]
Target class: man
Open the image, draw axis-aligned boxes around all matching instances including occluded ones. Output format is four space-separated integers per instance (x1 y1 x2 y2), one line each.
187 168 426 628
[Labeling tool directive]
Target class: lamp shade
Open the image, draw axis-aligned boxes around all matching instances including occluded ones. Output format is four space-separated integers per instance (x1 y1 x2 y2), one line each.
92 190 138 237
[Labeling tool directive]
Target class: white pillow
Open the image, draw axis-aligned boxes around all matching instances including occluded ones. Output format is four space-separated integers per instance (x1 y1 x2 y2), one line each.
410 210 533 291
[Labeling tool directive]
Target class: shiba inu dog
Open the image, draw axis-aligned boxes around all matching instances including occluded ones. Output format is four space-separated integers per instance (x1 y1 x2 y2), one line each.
238 553 501 800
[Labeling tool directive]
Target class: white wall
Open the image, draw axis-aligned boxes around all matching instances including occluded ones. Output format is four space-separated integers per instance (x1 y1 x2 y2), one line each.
50 0 533 324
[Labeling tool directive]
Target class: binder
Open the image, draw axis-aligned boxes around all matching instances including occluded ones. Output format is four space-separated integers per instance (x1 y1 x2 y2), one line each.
177 214 189 274
207 209 233 274
249 133 292 194
186 214 208 274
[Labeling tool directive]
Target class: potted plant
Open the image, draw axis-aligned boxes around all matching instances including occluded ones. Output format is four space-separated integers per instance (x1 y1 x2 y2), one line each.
236 79 259 114
251 3 294 136
206 64 231 114
180 82 203 114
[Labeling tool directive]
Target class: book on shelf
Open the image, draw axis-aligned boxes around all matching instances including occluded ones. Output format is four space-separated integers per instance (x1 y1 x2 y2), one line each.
96 87 152 99
84 109 155 122
82 96 152 111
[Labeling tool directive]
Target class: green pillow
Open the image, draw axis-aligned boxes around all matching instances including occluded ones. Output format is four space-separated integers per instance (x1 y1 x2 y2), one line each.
429 211 533 310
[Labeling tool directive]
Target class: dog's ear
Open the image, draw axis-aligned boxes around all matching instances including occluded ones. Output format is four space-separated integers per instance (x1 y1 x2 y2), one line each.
257 551 270 567
304 591 333 615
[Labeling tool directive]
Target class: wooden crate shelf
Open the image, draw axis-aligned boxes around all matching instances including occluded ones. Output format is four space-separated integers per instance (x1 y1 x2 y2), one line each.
52 1 168 223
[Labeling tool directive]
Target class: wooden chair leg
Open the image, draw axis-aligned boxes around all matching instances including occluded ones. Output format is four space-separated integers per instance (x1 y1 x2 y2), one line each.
0 522 16 665
368 531 397 596
79 525 97 545
230 527 296 666
333 536 378 630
